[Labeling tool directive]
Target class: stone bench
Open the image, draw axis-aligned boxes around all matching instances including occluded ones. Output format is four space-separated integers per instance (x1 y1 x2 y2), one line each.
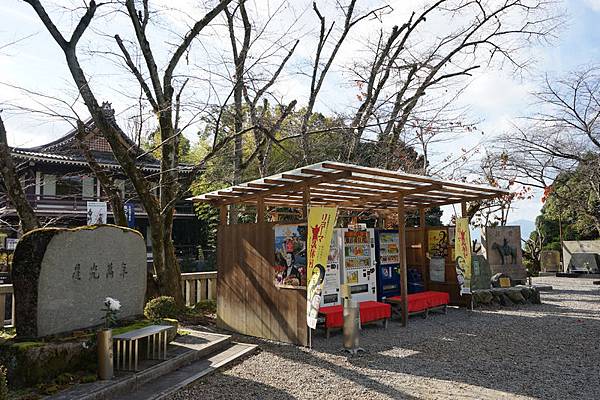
113 325 172 372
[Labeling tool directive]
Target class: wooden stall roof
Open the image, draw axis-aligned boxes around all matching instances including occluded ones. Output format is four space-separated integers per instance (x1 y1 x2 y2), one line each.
188 161 509 210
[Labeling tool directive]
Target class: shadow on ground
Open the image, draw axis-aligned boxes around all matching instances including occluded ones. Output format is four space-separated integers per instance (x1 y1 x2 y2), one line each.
275 285 598 399
186 281 600 400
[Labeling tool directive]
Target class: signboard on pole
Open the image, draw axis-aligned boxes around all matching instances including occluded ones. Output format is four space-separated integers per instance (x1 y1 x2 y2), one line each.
5 238 18 251
454 218 472 295
306 206 337 329
87 201 107 225
124 202 136 228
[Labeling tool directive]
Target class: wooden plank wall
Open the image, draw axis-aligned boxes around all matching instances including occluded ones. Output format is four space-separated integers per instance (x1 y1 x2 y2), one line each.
424 227 470 307
405 226 470 307
216 222 308 346
405 227 429 286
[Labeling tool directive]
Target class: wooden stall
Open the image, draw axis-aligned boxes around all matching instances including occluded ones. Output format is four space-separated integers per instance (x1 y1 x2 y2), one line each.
217 222 308 345
190 161 508 345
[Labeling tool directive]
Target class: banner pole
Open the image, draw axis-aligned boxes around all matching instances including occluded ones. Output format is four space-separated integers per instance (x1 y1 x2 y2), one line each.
309 327 312 349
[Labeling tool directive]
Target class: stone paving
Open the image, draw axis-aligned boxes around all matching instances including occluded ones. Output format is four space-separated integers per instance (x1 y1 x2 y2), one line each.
170 276 600 400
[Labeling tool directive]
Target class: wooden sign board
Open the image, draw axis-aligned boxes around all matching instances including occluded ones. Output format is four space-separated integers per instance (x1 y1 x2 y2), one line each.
499 277 511 288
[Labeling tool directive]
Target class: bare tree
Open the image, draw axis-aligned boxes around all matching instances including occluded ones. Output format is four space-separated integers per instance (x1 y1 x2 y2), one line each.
75 119 128 227
299 1 391 162
0 113 40 233
22 0 236 304
346 0 560 167
490 66 600 226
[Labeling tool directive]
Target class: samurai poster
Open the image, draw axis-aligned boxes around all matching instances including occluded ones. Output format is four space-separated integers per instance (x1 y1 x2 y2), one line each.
428 229 449 258
454 218 472 295
306 206 337 329
86 201 107 225
273 224 307 288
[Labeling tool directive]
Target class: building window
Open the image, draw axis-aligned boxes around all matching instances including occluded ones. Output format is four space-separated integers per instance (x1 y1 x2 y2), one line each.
55 175 82 198
42 174 56 197
82 176 95 199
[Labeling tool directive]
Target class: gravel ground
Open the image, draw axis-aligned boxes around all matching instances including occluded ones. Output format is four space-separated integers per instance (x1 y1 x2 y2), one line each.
169 276 600 400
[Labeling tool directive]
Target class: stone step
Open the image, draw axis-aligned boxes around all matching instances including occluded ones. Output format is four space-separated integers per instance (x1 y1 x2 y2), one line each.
49 330 232 400
112 342 258 400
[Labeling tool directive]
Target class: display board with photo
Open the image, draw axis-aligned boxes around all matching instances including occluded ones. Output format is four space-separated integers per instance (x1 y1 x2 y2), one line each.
273 224 307 288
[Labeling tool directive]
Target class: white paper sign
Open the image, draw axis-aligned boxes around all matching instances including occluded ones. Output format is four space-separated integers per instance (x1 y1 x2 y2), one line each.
87 201 107 225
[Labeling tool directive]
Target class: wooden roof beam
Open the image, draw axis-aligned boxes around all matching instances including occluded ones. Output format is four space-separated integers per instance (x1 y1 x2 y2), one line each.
321 162 507 195
215 170 352 205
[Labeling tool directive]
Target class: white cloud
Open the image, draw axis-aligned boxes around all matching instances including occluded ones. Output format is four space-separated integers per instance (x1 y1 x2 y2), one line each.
584 0 600 11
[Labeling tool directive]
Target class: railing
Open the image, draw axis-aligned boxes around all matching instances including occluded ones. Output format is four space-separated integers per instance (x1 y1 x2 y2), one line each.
20 194 195 215
0 284 14 328
0 271 217 329
181 271 217 306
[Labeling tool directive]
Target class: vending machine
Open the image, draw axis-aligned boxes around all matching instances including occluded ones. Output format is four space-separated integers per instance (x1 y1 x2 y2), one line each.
374 229 401 301
320 229 342 307
339 225 377 303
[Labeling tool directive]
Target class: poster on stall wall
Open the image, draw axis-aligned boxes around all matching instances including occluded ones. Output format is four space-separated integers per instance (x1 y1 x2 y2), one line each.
273 224 307 288
428 229 449 258
86 201 107 225
454 218 472 295
306 206 337 329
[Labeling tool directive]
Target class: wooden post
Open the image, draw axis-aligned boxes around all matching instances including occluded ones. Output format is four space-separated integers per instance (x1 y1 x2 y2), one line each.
460 202 473 309
219 205 228 226
302 185 310 220
419 208 428 289
256 198 264 223
397 194 408 327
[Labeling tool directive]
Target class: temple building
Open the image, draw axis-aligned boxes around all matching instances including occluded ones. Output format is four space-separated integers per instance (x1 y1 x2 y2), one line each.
2 121 202 265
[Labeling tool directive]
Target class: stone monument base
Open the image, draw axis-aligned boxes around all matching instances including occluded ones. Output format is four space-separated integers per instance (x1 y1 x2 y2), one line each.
472 286 541 307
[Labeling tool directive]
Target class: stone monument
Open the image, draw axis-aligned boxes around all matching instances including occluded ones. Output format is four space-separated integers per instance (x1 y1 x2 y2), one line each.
482 226 526 284
540 250 561 272
11 225 147 338
471 254 492 290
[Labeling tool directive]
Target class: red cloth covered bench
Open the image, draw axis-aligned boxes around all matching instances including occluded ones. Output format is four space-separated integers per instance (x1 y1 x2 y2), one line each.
386 291 449 318
319 301 391 338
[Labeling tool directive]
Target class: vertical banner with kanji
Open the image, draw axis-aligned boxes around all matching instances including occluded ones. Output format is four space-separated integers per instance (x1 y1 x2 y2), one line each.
454 218 472 295
306 206 337 329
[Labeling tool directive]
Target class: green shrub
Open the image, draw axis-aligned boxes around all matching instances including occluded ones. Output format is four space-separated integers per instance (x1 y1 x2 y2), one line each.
193 299 216 315
144 297 179 321
80 374 97 384
0 365 7 400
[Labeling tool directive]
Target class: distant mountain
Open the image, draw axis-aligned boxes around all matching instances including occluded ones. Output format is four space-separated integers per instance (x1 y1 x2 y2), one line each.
508 219 536 240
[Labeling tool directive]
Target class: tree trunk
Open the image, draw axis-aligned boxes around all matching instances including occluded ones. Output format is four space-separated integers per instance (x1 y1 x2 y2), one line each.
0 115 40 233
148 212 183 305
75 121 128 227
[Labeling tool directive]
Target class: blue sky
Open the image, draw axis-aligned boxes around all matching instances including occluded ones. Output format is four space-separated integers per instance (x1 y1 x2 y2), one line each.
0 0 599 225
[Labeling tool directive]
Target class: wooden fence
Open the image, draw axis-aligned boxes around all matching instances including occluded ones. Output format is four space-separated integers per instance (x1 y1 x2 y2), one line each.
0 284 14 328
0 272 218 329
182 271 217 306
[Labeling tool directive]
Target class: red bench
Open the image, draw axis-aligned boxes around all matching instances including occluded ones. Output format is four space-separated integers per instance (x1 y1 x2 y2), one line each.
319 301 391 338
385 291 449 319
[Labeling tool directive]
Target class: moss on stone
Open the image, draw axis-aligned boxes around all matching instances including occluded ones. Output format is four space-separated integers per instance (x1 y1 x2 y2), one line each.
111 320 153 336
0 340 96 389
19 224 143 242
12 342 45 350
